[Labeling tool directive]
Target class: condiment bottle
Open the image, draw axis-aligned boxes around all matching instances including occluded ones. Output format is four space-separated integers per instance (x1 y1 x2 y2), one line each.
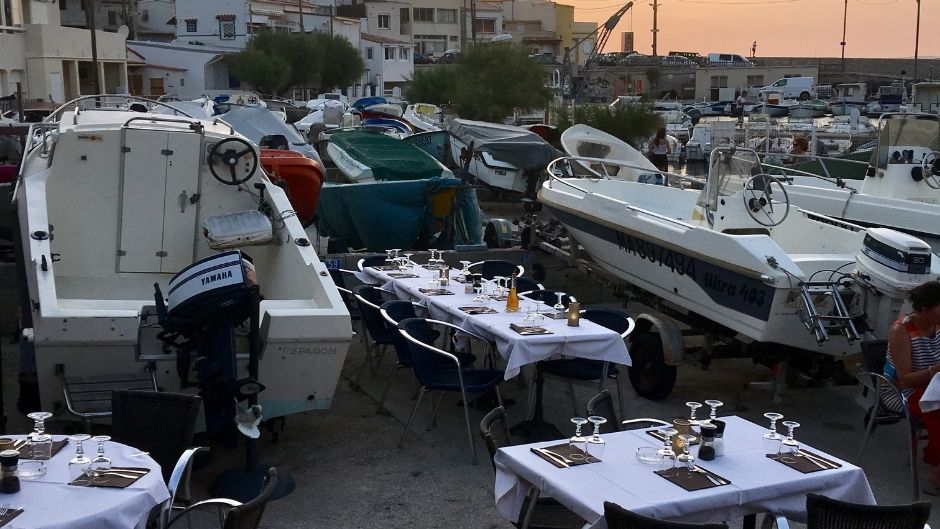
0 449 20 493
505 273 520 312
711 419 726 457
698 423 717 461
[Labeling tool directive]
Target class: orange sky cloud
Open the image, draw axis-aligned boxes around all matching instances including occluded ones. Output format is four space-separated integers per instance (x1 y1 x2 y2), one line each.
570 0 939 59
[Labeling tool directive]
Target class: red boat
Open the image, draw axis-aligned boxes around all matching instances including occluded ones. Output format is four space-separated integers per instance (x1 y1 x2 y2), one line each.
260 150 324 227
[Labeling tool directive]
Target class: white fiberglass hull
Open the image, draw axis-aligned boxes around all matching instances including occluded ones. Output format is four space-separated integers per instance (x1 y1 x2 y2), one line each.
449 133 526 192
560 124 662 181
327 141 374 183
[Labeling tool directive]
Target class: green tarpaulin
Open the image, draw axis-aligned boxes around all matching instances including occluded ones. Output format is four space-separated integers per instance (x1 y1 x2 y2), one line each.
330 130 446 181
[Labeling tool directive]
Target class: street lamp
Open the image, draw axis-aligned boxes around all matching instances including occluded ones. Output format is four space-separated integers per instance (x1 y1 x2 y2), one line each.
913 0 921 81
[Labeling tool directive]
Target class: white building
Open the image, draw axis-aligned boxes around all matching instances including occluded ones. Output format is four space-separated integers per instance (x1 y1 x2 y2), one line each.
59 0 176 41
126 41 236 98
361 32 413 96
174 0 333 49
0 0 128 103
402 1 462 58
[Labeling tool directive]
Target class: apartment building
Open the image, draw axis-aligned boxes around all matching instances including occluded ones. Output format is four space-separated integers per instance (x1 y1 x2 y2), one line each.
174 0 333 49
401 1 461 57
501 0 594 65
59 0 176 42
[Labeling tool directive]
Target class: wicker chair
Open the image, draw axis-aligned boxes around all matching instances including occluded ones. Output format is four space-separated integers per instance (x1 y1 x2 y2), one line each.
166 468 278 529
604 501 728 529
479 407 586 529
110 390 202 483
804 493 930 529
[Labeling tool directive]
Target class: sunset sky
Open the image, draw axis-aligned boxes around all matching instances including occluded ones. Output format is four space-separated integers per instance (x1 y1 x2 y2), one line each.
571 0 939 59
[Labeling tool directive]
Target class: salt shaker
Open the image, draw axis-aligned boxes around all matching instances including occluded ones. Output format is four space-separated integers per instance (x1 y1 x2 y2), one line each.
0 449 20 493
698 423 717 461
711 419 726 457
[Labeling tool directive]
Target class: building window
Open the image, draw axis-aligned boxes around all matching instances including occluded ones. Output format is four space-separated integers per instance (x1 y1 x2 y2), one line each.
141 9 149 22
180 78 185 86
366 47 374 60
59 0 66 10
107 11 117 26
399 47 408 60
185 19 198 32
449 35 458 41
746 75 764 87
710 75 728 88
473 18 495 34
385 47 395 60
413 8 434 22
400 8 409 22
220 20 235 39
437 9 456 24
377 14 390 29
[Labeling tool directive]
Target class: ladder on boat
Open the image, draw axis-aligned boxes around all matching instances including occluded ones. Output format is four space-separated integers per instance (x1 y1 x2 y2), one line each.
797 281 860 344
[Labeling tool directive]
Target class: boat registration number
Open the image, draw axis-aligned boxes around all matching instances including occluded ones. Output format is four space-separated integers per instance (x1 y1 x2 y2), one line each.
616 232 697 278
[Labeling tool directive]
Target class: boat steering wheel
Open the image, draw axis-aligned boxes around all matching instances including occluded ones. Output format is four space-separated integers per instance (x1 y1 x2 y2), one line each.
922 151 940 190
742 174 790 227
208 138 258 186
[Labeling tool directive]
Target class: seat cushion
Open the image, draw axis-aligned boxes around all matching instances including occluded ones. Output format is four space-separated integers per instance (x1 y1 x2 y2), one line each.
540 359 618 380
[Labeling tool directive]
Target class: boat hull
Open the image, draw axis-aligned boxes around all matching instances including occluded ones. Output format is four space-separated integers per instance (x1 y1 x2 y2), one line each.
449 133 527 193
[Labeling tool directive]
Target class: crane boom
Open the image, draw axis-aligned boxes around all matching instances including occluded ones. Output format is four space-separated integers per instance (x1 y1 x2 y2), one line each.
561 1 634 102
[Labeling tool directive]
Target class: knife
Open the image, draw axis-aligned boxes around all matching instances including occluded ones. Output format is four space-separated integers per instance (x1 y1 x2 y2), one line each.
693 466 725 485
534 448 569 468
102 471 146 479
108 468 148 473
798 450 837 469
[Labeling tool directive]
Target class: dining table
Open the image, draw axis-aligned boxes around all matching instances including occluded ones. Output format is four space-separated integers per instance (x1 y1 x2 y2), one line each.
494 415 875 529
0 436 170 529
362 264 631 380
919 372 940 412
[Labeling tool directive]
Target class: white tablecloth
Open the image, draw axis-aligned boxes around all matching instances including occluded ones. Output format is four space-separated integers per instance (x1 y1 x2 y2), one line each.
920 373 940 412
363 266 631 379
494 416 875 529
3 436 170 529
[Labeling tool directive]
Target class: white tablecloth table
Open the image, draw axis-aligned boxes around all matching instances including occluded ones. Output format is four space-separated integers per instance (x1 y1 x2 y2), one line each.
919 373 940 412
2 436 170 529
494 416 875 529
362 266 631 379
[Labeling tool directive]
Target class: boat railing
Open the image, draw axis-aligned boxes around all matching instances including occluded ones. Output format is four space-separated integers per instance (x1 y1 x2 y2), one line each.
761 154 867 189
545 155 705 191
45 95 197 123
122 115 207 132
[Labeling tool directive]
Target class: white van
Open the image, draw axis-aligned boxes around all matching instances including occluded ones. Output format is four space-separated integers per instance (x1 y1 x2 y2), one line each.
758 77 816 100
707 53 753 67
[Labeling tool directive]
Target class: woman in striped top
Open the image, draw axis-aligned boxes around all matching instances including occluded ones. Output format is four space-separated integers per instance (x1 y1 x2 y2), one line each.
884 280 940 493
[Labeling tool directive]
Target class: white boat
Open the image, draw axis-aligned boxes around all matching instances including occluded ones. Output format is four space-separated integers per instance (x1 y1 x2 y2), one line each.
789 100 829 119
447 119 559 195
829 83 868 116
560 124 664 182
403 103 444 132
217 105 322 164
765 100 799 117
685 122 736 161
768 113 940 251
13 96 351 420
911 82 940 115
325 129 453 183
364 103 404 117
540 148 938 396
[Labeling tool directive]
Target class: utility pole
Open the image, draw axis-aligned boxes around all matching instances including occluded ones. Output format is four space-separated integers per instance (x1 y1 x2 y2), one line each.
649 0 658 57
840 0 847 70
298 0 305 32
85 0 101 94
470 0 477 44
913 0 921 81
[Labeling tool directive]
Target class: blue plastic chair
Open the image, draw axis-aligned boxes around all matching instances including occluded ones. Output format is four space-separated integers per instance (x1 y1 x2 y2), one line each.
397 317 504 464
468 260 525 280
351 285 397 388
515 276 543 294
520 289 577 309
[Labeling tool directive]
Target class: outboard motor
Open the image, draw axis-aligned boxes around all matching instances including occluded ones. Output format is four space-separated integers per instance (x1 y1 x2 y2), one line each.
154 250 263 447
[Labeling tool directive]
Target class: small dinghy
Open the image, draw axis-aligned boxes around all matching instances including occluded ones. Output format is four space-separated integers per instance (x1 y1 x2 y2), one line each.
327 129 453 183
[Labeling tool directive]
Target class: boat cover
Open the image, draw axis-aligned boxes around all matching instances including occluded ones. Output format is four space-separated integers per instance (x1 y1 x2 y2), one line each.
329 131 443 181
447 119 560 171
218 106 322 165
317 177 483 251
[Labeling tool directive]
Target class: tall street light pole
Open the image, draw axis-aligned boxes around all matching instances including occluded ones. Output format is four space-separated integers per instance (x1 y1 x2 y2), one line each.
649 0 659 56
840 0 847 70
913 0 921 81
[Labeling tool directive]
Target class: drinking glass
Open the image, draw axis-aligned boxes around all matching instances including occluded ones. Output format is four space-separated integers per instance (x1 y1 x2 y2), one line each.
778 421 800 463
87 435 112 483
403 253 414 268
531 305 545 325
675 434 696 478
636 446 663 466
586 416 607 460
570 417 588 457
18 433 51 479
26 411 53 441
391 248 401 260
686 402 703 425
384 249 395 267
68 433 92 480
553 292 566 311
523 301 534 321
459 260 471 278
657 427 678 461
704 399 723 421
763 412 784 454
473 280 485 302
493 276 506 298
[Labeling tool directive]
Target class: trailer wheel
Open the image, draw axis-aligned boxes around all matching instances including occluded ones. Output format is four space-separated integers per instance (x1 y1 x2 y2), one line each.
628 332 677 400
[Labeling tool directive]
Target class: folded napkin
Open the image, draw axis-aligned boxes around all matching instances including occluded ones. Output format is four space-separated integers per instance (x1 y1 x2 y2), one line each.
459 306 498 315
530 442 599 468
510 323 553 336
18 439 68 460
388 272 419 279
766 450 841 473
418 288 454 296
0 508 23 527
655 465 730 491
69 466 150 488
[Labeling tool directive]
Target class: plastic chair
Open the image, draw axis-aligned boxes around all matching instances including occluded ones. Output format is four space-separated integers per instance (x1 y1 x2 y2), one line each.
519 289 577 309
328 267 365 327
855 339 924 501
158 446 209 528
586 390 621 434
604 501 728 529
351 285 398 388
534 308 634 418
803 493 931 529
515 277 544 294
110 390 202 483
468 260 525 280
166 467 278 529
479 407 586 529
397 317 504 465
357 254 388 272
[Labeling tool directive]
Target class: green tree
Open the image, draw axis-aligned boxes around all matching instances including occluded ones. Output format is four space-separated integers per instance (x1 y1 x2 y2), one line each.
554 102 662 147
230 47 292 95
406 67 455 105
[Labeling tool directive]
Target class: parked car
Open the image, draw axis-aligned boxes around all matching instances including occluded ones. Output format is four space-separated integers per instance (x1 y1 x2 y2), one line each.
439 51 460 64
413 52 434 65
706 52 754 67
661 55 694 68
758 76 816 101
529 53 560 65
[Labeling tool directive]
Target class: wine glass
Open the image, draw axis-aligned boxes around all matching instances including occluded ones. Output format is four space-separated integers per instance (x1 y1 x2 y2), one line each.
586 416 607 460
675 434 696 478
384 249 395 267
460 260 471 277
570 417 588 458
553 292 566 311
493 276 506 298
531 304 545 325
778 420 801 463
686 402 703 425
657 427 678 461
704 399 723 421
391 248 401 260
68 434 92 480
523 301 534 321
763 412 784 454
26 411 53 441
87 435 112 483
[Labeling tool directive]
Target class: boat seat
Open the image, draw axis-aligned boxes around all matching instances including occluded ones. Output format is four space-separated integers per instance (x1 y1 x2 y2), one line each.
203 210 274 250
56 363 158 428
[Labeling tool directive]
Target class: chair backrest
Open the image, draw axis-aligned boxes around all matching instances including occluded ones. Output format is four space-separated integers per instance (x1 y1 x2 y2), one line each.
582 308 635 338
806 493 931 529
398 318 456 383
162 446 209 527
327 267 348 291
520 289 576 309
515 276 543 294
357 255 387 271
111 390 202 482
381 300 420 366
604 501 729 529
224 468 279 529
470 260 525 280
353 285 396 344
586 390 621 434
859 339 888 374
479 406 512 471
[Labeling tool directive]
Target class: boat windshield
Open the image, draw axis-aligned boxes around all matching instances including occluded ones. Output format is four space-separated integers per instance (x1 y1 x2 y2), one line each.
698 149 763 210
874 117 940 169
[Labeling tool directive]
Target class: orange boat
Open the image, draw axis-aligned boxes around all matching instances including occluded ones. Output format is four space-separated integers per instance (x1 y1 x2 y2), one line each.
260 149 324 227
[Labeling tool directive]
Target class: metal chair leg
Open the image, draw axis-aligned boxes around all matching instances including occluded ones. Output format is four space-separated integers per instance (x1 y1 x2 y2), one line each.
427 391 445 430
566 381 578 417
353 338 376 388
909 420 920 501
399 387 427 447
856 405 878 463
460 388 478 465
376 365 402 415
615 375 625 420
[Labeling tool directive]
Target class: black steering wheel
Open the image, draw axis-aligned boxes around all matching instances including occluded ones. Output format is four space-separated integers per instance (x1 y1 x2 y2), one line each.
742 174 790 227
208 138 258 186
922 151 940 190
